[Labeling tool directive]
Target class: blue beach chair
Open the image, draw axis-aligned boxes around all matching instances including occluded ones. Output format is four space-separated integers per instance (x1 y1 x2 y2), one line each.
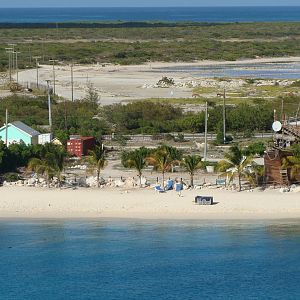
165 179 174 191
154 185 165 193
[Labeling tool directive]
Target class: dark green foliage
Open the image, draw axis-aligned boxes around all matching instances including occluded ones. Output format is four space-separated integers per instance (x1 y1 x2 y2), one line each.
3 172 20 182
88 144 107 186
147 145 183 185
0 95 49 128
0 141 67 174
0 94 275 140
121 147 150 185
243 142 266 156
182 155 204 186
157 77 175 86
100 101 183 134
1 22 300 68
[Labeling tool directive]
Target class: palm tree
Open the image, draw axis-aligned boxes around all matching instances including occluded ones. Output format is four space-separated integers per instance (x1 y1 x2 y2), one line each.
28 153 58 187
147 146 180 187
182 155 204 187
243 164 265 188
27 145 67 187
165 145 183 172
217 145 254 191
121 147 149 186
282 144 300 182
88 145 107 187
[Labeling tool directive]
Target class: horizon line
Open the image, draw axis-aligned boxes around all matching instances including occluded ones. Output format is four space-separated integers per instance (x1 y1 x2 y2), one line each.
1 5 300 8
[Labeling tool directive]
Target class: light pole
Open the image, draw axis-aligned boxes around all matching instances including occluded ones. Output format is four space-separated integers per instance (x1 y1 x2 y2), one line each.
33 56 41 89
49 59 58 95
218 89 226 144
8 44 16 71
223 89 226 144
5 108 8 146
204 101 208 161
46 80 52 130
71 62 74 102
13 51 21 84
5 48 13 83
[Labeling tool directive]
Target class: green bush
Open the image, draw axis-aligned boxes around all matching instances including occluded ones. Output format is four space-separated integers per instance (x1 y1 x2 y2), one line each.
3 172 20 182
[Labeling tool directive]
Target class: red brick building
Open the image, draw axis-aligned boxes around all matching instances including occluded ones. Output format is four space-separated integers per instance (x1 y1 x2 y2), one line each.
67 136 96 157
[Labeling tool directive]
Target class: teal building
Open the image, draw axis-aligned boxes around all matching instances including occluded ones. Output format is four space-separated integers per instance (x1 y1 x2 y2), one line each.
0 121 40 145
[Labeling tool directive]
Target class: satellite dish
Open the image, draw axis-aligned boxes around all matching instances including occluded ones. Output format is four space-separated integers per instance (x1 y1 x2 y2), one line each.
272 121 282 132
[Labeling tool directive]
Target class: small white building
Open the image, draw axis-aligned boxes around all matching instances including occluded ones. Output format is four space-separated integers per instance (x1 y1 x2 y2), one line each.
38 133 53 145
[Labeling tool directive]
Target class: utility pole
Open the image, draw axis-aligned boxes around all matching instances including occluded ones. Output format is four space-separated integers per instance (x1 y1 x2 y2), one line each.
8 44 16 71
46 80 52 130
296 101 300 127
204 101 208 161
14 51 21 84
71 62 74 102
49 59 58 95
5 109 8 146
5 48 13 83
223 88 226 144
281 98 284 123
33 56 41 89
63 97 68 130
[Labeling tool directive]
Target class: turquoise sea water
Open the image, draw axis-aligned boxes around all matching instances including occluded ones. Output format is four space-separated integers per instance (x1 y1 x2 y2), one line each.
0 7 300 23
0 220 300 300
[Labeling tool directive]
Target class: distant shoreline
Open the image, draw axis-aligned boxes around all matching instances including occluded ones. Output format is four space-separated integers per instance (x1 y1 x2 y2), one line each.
0 20 299 28
0 21 288 28
1 6 300 24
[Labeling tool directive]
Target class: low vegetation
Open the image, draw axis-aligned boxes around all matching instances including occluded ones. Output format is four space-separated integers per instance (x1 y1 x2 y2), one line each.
1 22 300 69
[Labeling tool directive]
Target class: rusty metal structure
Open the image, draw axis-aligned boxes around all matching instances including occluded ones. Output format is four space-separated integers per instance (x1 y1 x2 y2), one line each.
264 121 300 185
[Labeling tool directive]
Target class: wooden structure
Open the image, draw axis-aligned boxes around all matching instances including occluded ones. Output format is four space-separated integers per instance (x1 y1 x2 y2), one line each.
264 124 300 185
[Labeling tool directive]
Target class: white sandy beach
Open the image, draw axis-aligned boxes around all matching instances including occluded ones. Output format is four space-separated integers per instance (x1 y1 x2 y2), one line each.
15 56 300 105
0 186 299 220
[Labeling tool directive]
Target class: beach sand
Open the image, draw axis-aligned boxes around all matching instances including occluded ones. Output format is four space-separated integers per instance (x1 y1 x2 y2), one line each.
0 186 299 220
15 56 300 105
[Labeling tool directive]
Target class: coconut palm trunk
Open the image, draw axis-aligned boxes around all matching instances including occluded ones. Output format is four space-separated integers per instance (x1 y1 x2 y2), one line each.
88 145 107 188
217 146 254 192
138 171 142 187
238 172 242 192
97 169 100 187
190 173 194 187
182 155 203 188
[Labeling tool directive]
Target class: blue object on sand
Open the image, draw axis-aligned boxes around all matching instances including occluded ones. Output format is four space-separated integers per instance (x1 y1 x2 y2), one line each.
165 180 174 191
154 185 165 193
175 183 183 192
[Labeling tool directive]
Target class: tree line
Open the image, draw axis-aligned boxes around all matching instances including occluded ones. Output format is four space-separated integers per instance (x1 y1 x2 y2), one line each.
0 95 274 144
2 140 300 190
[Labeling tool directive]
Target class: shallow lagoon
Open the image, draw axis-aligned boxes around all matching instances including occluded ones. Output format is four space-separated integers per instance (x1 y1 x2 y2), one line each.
158 62 300 79
0 220 300 300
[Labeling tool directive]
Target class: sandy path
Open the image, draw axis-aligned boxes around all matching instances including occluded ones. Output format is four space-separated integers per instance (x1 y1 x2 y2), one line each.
1 187 299 220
